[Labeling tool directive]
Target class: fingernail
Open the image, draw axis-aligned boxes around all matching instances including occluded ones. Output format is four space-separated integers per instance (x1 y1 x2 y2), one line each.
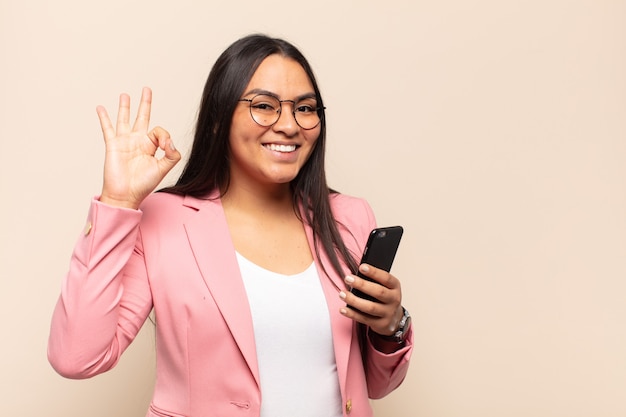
169 141 176 151
340 308 348 315
360 264 370 273
339 291 347 300
344 275 355 284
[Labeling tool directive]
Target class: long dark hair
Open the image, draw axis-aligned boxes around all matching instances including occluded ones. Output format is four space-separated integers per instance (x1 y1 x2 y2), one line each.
162 34 358 278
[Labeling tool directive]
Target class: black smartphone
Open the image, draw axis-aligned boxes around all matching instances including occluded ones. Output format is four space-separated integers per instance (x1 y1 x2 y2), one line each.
349 226 403 305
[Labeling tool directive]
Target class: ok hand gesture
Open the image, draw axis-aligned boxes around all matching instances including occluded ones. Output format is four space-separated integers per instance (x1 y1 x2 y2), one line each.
96 87 181 209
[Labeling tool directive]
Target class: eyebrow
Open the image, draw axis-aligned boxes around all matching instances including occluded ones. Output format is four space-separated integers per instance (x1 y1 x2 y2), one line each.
242 88 317 102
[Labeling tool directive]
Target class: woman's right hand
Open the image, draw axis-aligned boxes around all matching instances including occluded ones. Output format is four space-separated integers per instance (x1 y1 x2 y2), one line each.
96 87 181 209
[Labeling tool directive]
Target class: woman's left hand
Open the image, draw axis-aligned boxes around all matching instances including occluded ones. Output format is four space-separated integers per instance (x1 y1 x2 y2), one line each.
339 263 404 337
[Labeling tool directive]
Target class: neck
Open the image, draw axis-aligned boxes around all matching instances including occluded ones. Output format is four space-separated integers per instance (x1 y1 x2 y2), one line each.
221 181 295 216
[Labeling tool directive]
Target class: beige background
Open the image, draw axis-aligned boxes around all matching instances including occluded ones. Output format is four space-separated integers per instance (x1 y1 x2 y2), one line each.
1 0 625 416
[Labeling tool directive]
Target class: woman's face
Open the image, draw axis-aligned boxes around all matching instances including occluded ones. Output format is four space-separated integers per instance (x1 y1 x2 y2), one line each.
228 54 321 193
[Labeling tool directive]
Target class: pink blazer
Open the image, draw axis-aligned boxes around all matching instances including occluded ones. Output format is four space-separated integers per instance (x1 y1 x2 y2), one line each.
48 191 413 417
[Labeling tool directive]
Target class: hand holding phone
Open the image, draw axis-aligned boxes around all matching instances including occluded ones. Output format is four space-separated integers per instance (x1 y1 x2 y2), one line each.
349 226 403 305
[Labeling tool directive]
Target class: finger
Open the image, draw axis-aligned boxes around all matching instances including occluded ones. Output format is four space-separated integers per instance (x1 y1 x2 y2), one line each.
116 93 131 134
349 279 388 306
132 87 152 132
340 290 386 318
339 292 402 335
359 264 400 290
346 272 392 302
146 127 164 148
339 296 393 334
159 140 182 173
96 105 114 141
150 126 181 173
346 273 401 306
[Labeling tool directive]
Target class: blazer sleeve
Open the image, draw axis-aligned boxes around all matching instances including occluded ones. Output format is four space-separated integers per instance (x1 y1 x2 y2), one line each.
357 200 413 399
47 198 153 379
333 195 414 399
364 326 414 398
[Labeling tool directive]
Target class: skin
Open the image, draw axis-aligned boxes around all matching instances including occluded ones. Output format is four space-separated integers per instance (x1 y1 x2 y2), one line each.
228 55 321 194
221 55 319 276
94 55 404 344
97 87 181 210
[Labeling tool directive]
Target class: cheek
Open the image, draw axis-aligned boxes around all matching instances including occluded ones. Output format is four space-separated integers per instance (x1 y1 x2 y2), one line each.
300 133 320 162
304 127 321 146
229 120 268 148
230 107 265 135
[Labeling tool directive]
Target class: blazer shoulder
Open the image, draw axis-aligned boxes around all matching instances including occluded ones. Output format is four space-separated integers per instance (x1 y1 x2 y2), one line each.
329 193 377 245
140 192 185 213
141 191 221 211
329 192 375 223
139 192 222 226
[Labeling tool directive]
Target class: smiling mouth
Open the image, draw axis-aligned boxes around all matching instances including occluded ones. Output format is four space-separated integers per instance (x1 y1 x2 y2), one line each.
264 143 298 153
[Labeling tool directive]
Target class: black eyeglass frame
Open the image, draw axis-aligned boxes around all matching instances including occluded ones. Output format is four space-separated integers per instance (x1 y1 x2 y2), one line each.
238 94 326 130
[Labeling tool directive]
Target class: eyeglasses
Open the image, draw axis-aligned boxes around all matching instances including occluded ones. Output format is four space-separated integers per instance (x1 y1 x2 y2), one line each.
238 94 325 130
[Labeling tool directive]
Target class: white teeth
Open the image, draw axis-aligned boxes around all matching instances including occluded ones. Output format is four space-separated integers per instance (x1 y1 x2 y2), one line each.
266 144 296 152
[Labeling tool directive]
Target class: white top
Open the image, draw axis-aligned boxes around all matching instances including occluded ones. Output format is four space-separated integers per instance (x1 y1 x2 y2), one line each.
237 252 343 417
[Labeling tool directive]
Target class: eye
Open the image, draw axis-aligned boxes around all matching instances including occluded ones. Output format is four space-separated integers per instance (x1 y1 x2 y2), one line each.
251 102 278 112
250 95 279 113
295 99 318 114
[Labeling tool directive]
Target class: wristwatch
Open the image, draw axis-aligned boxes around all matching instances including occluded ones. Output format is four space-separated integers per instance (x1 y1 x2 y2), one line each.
379 307 411 344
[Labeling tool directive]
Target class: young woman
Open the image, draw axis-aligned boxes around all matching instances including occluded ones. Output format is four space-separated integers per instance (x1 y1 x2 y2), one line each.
48 34 413 417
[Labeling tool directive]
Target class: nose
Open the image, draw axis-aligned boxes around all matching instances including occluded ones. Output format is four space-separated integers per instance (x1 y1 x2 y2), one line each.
273 100 298 136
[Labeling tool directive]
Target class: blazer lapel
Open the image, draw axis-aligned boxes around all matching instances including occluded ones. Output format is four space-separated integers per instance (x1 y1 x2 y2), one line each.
179 194 354 393
181 194 260 389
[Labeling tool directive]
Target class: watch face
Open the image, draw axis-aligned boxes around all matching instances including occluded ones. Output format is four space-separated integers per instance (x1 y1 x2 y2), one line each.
397 310 411 342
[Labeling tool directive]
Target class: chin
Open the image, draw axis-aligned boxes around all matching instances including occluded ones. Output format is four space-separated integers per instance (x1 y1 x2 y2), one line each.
267 169 301 184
